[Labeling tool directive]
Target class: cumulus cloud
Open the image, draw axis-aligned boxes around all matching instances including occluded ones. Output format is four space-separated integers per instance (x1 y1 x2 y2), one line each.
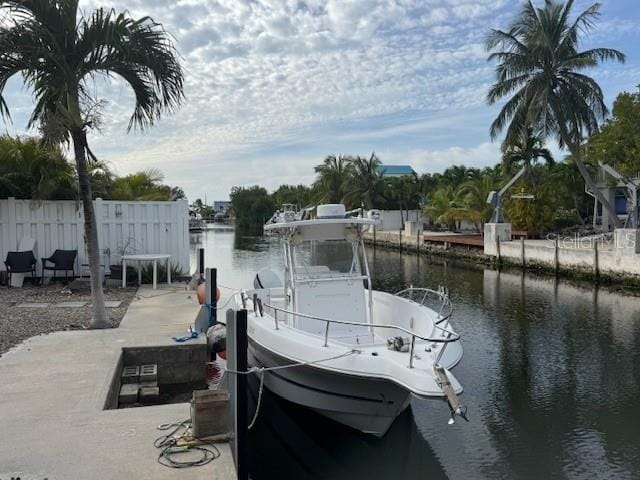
2 0 638 201
406 142 501 173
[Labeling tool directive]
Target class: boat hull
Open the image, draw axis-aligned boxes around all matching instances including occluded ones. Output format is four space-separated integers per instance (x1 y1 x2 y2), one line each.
249 339 412 437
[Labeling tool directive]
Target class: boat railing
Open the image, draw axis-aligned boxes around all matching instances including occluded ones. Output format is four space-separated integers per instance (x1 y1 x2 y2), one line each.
259 298 459 369
394 286 453 326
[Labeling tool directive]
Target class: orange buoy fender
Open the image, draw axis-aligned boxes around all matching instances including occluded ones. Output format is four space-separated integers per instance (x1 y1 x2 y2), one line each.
197 283 221 305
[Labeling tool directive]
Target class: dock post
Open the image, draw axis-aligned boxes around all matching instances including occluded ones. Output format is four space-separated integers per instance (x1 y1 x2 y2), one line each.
554 237 559 275
205 267 217 327
228 308 249 480
520 238 525 268
198 248 205 279
593 240 599 280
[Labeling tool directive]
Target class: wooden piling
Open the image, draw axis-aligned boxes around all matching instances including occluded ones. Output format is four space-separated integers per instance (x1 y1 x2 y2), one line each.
198 248 205 278
554 237 559 275
593 240 599 280
521 238 525 268
228 309 249 480
205 267 217 326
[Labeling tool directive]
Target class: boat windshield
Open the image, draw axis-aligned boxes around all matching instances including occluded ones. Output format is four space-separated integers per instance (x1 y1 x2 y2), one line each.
292 240 362 280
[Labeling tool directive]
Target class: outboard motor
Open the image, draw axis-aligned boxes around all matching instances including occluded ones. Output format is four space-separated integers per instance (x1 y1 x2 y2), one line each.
254 268 283 289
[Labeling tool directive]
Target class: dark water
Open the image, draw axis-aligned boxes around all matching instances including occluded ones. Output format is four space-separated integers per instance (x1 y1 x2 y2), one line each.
191 227 640 480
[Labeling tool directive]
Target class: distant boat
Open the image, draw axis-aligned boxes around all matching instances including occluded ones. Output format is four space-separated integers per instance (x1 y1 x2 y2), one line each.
235 203 466 437
266 203 302 224
189 212 205 232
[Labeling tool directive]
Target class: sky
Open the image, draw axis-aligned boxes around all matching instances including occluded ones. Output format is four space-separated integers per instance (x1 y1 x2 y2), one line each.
2 0 640 202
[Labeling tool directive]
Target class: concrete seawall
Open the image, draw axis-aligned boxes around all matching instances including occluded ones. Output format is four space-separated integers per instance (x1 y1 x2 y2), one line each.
363 230 422 250
364 228 640 285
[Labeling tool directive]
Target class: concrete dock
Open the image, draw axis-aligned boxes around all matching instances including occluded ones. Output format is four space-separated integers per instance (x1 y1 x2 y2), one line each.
0 286 236 479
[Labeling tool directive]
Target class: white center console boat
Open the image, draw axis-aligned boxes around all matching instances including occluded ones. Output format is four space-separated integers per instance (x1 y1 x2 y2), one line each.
235 204 466 436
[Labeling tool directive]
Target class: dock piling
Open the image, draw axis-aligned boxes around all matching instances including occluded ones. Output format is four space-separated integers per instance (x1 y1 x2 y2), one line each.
205 267 218 326
554 237 559 275
228 308 249 480
198 247 205 279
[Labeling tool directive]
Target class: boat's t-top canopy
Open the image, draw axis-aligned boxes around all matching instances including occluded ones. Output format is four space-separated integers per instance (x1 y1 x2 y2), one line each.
263 204 376 333
264 204 378 242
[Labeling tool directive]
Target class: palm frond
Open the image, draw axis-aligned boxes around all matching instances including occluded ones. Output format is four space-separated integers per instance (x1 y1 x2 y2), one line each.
76 8 184 131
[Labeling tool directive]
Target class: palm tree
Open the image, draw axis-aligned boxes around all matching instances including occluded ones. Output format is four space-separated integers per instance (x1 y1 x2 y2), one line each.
385 176 407 228
440 165 478 186
313 155 353 204
344 153 384 209
486 0 625 227
110 168 173 201
423 186 463 231
0 135 76 199
501 127 554 179
0 1 184 328
457 172 500 231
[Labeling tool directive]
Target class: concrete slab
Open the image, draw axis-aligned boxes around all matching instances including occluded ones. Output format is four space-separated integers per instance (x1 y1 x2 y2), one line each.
55 301 87 308
0 285 236 480
16 302 50 308
104 301 122 308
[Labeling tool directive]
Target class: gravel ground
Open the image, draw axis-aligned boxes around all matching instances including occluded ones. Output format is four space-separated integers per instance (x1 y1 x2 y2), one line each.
0 282 138 356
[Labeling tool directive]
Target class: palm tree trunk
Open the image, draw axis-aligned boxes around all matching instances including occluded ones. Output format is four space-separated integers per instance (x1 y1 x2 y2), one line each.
567 142 622 229
71 128 109 329
573 195 586 225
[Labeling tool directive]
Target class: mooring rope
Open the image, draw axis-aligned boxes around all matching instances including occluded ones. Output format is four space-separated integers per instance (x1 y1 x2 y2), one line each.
224 349 358 429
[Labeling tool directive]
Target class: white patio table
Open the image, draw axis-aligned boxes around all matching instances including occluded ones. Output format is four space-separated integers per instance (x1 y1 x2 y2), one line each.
121 254 172 290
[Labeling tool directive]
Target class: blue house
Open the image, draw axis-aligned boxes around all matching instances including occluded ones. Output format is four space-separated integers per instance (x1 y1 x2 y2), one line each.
213 200 232 214
376 165 416 178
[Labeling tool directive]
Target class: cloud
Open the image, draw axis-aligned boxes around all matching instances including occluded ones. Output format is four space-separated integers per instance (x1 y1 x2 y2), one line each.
2 0 639 202
403 142 502 173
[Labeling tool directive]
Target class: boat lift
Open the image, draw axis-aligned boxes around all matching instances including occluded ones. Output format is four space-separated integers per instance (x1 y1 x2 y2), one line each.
486 166 531 223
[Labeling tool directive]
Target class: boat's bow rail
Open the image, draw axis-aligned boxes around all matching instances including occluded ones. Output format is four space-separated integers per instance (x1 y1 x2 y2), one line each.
394 286 453 326
246 288 459 369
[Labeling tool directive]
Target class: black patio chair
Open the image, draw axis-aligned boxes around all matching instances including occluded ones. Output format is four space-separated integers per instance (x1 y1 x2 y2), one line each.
4 251 37 287
41 249 77 283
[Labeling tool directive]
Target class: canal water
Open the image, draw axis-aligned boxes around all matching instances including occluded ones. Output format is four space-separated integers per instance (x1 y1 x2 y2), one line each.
191 226 640 480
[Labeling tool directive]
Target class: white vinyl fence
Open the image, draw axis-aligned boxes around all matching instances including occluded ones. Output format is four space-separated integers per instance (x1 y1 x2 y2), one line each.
0 197 190 277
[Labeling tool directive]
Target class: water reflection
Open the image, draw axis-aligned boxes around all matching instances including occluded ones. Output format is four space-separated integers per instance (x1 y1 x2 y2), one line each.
248 378 447 480
193 229 640 479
